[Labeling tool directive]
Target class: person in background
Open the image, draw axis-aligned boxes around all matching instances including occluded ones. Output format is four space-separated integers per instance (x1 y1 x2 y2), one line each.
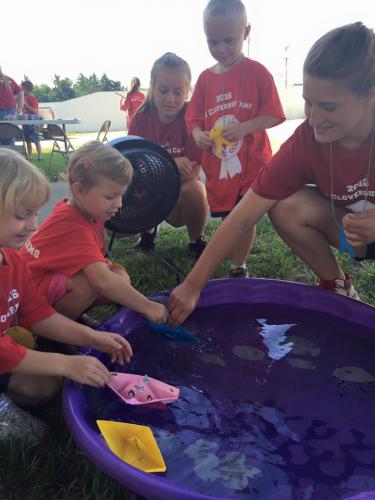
185 0 285 277
168 22 375 326
0 149 132 446
21 80 42 161
128 52 209 259
120 77 145 128
0 66 24 145
21 141 168 325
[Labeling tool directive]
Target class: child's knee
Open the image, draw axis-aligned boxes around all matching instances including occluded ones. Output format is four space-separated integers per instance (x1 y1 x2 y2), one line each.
8 375 62 406
111 266 131 284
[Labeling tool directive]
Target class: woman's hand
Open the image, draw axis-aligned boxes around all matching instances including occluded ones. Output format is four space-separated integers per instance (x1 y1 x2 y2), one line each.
342 210 375 246
168 281 201 327
62 355 113 388
88 330 133 364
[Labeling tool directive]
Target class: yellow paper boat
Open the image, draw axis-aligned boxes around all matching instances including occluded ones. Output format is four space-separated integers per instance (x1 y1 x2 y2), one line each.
209 125 235 152
96 420 166 473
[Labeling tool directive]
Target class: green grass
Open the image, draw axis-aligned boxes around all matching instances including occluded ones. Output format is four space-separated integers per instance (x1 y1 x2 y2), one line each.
1 217 374 499
28 150 67 182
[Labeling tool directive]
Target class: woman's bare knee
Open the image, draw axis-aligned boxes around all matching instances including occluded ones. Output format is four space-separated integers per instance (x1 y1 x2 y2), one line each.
270 188 332 229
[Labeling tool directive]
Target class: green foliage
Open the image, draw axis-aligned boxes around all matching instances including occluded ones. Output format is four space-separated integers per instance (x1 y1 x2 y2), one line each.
33 83 52 103
33 73 123 103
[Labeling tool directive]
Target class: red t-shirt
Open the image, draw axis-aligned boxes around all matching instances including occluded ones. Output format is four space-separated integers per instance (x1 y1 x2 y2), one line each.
128 102 202 181
0 77 21 110
121 91 145 120
0 248 55 374
20 200 107 298
186 58 285 212
23 95 38 114
252 119 375 213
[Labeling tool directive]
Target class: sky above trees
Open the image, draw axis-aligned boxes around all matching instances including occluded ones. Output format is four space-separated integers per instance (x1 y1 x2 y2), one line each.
2 0 374 90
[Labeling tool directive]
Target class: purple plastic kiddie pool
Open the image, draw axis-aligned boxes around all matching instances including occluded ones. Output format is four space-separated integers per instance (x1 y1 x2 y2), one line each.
63 278 375 500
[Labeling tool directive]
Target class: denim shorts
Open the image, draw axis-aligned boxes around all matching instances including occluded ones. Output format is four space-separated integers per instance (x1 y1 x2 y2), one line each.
22 114 41 142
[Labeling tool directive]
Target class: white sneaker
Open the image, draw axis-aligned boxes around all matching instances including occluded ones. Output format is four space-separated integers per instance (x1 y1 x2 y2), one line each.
0 394 48 447
317 273 360 300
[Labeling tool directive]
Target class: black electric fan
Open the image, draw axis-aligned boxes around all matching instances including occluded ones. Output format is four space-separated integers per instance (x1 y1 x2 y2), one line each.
105 136 181 237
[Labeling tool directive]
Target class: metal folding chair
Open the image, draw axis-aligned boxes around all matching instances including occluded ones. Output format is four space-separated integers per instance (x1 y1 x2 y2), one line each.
0 123 27 157
47 124 75 171
96 120 111 143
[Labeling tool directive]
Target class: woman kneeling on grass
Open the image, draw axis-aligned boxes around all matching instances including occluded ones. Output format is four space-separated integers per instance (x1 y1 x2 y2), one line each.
169 22 375 326
128 52 209 259
0 150 132 446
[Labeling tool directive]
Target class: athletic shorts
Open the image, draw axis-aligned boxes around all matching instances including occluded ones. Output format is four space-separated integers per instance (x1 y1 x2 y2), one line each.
211 196 242 218
47 273 69 305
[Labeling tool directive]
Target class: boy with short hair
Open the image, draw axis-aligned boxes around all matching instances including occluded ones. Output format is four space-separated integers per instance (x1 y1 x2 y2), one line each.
186 0 285 277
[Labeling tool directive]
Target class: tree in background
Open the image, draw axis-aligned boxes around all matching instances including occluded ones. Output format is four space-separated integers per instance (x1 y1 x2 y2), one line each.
99 73 121 91
49 75 75 101
33 73 122 102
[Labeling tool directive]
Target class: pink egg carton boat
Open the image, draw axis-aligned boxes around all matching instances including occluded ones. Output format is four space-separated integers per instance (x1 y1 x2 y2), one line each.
107 373 180 408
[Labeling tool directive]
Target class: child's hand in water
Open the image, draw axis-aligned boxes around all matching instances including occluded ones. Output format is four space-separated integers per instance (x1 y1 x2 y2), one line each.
168 281 201 327
88 330 133 364
144 301 169 324
62 355 113 387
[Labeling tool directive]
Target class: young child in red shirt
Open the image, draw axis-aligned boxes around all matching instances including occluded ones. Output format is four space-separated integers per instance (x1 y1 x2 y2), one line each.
120 77 145 127
21 141 168 324
0 149 132 445
186 0 285 277
21 80 43 161
128 52 208 258
168 22 375 325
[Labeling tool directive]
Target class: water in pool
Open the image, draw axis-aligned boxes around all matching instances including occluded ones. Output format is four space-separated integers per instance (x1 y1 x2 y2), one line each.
84 303 375 499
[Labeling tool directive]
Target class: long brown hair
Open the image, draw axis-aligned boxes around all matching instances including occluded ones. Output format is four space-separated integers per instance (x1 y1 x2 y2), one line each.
304 22 375 95
137 52 191 115
128 77 141 95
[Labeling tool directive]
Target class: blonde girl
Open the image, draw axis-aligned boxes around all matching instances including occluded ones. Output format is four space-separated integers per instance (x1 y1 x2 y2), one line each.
0 149 132 445
21 141 168 324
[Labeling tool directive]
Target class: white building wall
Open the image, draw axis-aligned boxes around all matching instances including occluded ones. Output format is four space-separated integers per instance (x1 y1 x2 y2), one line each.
277 85 304 120
41 86 304 133
41 91 129 133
